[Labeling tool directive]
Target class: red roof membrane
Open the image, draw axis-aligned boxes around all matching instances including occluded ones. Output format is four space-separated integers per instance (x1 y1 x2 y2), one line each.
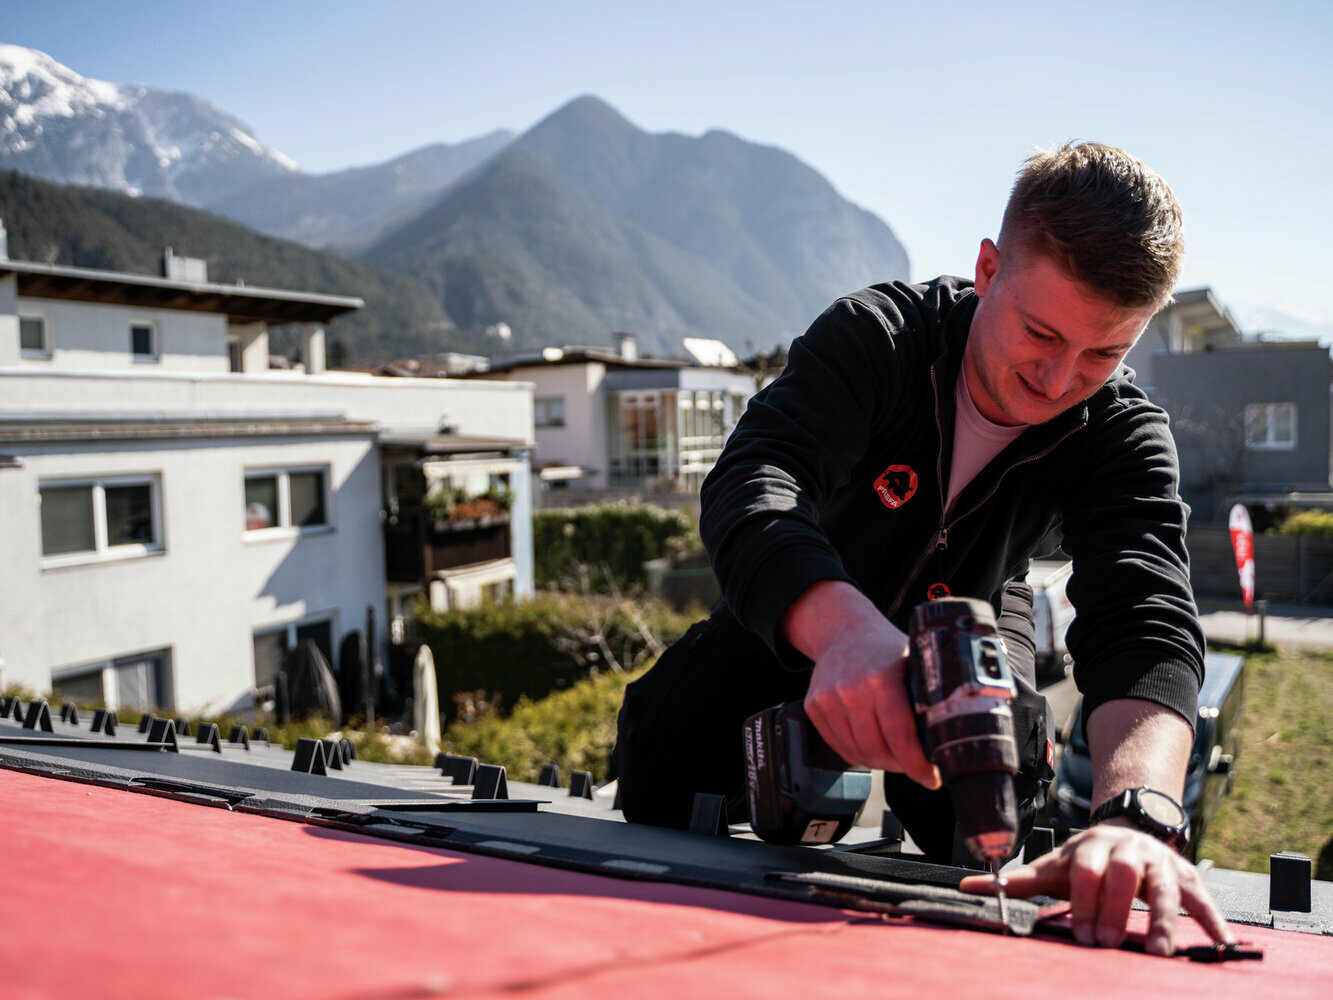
3 768 1328 999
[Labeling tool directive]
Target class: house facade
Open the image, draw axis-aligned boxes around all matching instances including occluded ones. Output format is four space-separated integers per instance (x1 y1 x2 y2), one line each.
1154 341 1332 522
1123 287 1243 392
0 247 534 714
479 340 754 496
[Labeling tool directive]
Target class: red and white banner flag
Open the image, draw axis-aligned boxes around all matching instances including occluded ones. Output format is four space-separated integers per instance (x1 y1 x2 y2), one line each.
1229 503 1255 610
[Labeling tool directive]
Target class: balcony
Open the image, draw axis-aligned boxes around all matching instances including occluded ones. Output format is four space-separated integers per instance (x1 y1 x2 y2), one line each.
384 503 512 584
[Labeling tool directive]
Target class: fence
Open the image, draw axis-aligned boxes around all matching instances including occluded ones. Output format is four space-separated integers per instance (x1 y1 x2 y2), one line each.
1187 526 1333 604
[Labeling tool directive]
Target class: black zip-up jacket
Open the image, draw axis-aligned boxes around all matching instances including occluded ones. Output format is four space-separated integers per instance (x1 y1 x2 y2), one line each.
700 276 1204 729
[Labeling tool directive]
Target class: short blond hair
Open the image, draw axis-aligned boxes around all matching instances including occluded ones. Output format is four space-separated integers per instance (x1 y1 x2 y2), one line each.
1000 142 1184 309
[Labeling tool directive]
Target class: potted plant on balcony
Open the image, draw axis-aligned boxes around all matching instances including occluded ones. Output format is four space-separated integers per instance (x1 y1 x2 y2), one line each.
426 484 514 531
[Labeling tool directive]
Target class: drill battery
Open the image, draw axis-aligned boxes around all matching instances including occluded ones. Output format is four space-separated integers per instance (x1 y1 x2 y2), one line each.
744 700 873 844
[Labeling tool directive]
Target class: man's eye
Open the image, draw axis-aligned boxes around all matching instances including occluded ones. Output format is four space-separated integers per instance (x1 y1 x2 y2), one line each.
1026 325 1052 341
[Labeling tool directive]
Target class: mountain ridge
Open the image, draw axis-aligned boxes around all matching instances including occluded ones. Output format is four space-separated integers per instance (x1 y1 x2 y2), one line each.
356 94 909 352
0 43 297 204
0 46 912 356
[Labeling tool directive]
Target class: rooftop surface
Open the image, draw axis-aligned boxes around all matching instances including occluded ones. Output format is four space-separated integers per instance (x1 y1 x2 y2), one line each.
2 704 1329 998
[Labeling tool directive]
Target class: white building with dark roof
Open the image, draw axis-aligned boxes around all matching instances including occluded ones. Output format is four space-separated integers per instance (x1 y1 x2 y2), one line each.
0 242 534 714
477 337 755 495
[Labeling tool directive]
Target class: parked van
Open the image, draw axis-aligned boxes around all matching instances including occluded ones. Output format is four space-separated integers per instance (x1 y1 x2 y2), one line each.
1048 651 1246 861
1026 558 1075 680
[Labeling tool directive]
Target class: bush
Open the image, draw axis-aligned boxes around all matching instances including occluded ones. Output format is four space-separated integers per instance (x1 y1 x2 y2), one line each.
441 666 644 783
1273 509 1333 538
533 502 696 591
411 592 695 723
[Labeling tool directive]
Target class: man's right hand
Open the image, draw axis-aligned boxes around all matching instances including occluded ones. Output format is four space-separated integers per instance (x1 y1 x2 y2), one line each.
782 580 941 789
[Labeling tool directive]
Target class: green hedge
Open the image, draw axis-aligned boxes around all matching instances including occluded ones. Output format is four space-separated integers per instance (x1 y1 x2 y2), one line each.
1274 509 1333 538
411 592 695 723
441 666 644 783
532 502 696 591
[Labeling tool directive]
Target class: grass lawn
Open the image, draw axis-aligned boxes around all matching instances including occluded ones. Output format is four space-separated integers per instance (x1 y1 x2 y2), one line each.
1197 645 1333 878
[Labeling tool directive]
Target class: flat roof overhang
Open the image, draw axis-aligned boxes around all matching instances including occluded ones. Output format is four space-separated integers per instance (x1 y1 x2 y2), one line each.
0 415 376 444
379 433 532 456
1 260 363 325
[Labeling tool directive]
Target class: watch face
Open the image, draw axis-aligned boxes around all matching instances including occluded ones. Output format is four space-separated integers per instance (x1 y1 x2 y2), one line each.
1139 788 1187 828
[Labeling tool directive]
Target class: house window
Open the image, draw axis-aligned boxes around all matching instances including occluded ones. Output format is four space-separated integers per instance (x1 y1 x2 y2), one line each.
1245 402 1297 450
252 618 335 689
130 321 158 361
244 468 328 532
20 314 49 357
39 476 162 560
535 396 566 427
608 391 678 486
252 629 289 690
227 336 243 372
51 649 173 712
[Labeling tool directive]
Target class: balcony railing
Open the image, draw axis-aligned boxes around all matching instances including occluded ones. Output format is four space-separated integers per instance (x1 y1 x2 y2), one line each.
384 510 512 583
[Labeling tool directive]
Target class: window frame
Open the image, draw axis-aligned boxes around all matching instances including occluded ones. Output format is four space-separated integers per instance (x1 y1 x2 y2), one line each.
243 465 332 537
251 614 336 690
534 395 566 428
50 647 174 712
1244 402 1298 451
129 318 160 363
19 310 51 359
39 473 165 568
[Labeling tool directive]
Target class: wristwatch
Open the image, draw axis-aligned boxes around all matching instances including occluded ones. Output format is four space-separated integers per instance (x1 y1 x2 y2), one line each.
1090 786 1190 852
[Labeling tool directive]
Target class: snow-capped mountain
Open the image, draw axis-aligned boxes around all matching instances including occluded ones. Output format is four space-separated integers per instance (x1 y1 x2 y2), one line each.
0 43 297 204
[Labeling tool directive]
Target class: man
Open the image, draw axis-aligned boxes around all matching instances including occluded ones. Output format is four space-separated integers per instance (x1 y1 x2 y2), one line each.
616 142 1235 955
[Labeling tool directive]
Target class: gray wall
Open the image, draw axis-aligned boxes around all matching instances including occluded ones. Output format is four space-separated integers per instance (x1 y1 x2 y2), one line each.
1155 346 1330 521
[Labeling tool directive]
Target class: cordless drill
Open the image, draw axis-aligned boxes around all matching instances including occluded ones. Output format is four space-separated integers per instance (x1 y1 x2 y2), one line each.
905 597 1021 918
744 597 1020 911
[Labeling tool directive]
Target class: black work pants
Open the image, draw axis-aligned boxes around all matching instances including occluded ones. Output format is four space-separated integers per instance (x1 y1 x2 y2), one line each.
615 611 1053 864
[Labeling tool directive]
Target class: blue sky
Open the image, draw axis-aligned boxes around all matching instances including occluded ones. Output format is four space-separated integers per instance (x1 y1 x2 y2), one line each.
6 1 1331 337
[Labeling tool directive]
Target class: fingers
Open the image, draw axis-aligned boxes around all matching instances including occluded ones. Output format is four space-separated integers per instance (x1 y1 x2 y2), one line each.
959 859 1060 898
874 667 940 789
804 685 890 770
1142 855 1181 956
1093 846 1142 949
1177 860 1236 947
1068 835 1113 946
961 827 1237 956
804 648 939 788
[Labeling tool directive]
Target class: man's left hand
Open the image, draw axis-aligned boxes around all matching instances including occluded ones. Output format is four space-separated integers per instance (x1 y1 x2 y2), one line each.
958 821 1235 955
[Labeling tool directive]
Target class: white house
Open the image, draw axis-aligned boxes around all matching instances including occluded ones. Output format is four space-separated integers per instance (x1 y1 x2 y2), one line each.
0 243 534 714
477 336 755 495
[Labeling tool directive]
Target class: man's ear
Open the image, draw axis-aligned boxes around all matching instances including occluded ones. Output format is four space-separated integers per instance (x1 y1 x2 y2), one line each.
974 238 1000 296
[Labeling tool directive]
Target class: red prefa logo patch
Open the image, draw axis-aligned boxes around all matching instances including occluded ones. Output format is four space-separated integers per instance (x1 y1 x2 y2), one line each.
926 582 951 600
873 464 918 509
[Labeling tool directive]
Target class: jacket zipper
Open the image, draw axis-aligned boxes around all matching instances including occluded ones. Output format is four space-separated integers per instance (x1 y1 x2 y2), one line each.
884 366 1084 619
885 366 950 618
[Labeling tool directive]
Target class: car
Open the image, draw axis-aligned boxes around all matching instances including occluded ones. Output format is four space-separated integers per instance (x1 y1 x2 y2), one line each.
1048 650 1246 861
1026 558 1075 680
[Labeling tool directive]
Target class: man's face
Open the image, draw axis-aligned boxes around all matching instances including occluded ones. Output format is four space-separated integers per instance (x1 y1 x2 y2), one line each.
963 240 1156 427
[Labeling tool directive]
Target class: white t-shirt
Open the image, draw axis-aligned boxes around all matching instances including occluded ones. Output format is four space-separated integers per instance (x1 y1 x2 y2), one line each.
945 363 1027 516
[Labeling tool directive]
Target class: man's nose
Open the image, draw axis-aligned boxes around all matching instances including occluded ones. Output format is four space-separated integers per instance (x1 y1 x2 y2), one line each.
1033 352 1080 400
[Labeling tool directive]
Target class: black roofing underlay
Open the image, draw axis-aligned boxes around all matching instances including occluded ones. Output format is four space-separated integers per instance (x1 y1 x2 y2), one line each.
1 701 1327 950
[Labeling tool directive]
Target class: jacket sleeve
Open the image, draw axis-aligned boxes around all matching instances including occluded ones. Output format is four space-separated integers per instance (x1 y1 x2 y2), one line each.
700 292 915 667
1060 390 1205 730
